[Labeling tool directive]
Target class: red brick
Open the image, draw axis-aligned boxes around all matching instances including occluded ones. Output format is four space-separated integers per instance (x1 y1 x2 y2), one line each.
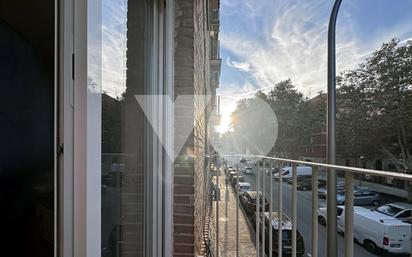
174 225 194 234
174 204 194 215
174 166 195 176
174 215 194 225
174 244 194 254
175 176 194 184
175 235 194 244
173 254 193 257
174 195 192 204
175 185 194 194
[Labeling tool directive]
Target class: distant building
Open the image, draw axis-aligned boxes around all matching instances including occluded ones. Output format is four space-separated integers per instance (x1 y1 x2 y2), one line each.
299 93 408 198
299 93 327 164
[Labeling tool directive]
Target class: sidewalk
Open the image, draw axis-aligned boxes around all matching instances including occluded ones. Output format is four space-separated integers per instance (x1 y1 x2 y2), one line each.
210 174 257 257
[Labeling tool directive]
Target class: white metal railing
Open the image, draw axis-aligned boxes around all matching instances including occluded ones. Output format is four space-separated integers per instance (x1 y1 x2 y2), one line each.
211 39 220 60
210 154 412 257
212 9 220 24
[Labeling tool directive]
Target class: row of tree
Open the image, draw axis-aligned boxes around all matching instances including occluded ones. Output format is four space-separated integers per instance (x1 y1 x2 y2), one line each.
225 38 412 174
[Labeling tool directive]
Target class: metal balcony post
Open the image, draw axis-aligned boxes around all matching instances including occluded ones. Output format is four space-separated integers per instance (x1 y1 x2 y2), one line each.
215 157 220 257
256 158 261 257
269 159 274 257
291 164 297 257
262 158 266 257
236 156 240 257
278 161 283 257
344 171 354 257
311 166 319 257
327 1 342 257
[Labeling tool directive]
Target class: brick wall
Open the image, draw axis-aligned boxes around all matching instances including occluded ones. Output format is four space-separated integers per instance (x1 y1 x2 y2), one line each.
174 0 212 256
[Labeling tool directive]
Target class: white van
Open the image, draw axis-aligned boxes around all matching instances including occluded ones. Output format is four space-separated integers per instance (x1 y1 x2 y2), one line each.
318 206 411 254
275 166 312 181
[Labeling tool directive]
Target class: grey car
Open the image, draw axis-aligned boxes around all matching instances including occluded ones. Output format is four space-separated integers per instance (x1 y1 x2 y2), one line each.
337 189 380 206
317 182 346 199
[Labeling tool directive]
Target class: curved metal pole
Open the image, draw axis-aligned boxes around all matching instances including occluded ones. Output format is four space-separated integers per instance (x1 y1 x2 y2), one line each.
327 1 342 257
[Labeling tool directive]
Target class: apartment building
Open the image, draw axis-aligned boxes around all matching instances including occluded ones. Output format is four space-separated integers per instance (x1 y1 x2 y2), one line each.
0 0 220 257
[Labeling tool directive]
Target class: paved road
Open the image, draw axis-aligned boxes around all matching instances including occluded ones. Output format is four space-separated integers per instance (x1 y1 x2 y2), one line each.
239 171 406 257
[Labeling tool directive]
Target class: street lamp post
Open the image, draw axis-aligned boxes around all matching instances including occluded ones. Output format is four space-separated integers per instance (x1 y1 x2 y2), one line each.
327 1 343 257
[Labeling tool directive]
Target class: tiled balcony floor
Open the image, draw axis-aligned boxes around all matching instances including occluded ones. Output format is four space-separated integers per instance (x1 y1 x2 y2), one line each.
210 174 257 257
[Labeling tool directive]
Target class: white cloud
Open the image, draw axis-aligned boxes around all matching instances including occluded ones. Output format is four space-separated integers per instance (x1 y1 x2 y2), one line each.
220 0 366 98
227 57 251 72
101 0 128 97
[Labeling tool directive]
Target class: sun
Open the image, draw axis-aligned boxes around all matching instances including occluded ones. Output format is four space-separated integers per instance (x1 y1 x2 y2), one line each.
215 100 236 134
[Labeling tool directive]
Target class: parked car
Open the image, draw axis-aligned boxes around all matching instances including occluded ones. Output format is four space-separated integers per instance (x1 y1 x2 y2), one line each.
253 212 305 256
317 182 356 199
226 167 235 174
264 167 279 176
239 191 269 214
244 167 253 175
228 171 237 181
337 189 380 206
230 175 244 186
318 206 411 254
376 202 412 223
295 176 320 191
274 166 312 182
235 182 253 193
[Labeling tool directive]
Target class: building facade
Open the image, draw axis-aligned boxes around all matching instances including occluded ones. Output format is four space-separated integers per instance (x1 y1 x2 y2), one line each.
173 0 221 256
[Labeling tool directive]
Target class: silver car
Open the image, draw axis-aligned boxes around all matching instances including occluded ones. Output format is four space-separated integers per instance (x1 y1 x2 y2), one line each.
236 182 253 193
317 182 346 199
337 189 380 206
244 167 253 175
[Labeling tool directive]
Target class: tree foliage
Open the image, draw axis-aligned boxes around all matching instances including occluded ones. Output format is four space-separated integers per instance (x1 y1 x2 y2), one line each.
337 38 412 172
230 79 319 158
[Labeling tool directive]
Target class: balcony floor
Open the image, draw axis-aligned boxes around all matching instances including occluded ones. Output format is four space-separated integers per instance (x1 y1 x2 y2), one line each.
210 175 257 257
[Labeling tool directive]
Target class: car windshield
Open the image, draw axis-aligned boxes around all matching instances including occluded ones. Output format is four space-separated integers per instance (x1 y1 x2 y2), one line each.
241 185 252 191
376 205 403 216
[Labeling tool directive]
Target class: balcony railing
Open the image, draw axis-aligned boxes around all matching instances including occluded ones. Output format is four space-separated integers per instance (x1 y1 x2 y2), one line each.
211 9 220 25
211 39 220 60
209 154 412 257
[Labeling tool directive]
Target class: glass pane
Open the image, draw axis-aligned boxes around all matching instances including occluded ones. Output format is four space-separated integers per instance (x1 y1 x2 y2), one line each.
101 0 151 256
0 1 55 256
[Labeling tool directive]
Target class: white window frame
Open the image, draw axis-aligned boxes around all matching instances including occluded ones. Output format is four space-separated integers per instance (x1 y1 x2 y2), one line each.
58 0 75 256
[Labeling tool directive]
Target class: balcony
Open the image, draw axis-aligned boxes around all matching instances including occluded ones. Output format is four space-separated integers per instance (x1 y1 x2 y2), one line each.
208 154 412 257
210 39 221 88
211 9 220 27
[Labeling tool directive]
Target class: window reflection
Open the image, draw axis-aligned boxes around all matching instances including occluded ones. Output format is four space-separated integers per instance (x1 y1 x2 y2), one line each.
101 0 150 256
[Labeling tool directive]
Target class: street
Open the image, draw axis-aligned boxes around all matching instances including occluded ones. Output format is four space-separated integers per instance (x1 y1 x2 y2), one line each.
239 171 407 257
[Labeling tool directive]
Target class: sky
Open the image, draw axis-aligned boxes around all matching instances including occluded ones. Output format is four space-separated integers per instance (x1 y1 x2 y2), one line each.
217 0 412 133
